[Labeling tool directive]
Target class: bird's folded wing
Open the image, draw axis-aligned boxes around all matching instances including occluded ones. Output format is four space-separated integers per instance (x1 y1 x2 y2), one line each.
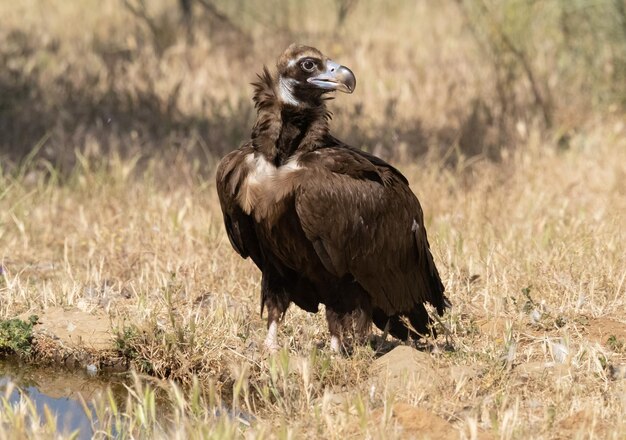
295 147 445 314
215 145 264 267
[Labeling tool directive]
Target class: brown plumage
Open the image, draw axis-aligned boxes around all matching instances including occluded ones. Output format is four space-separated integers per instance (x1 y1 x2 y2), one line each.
216 44 449 351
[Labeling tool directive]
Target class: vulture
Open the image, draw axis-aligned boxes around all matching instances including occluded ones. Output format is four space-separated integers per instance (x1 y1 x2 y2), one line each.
216 44 449 352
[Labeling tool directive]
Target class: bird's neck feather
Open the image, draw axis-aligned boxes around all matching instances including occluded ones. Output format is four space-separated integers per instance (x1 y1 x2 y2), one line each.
251 70 330 165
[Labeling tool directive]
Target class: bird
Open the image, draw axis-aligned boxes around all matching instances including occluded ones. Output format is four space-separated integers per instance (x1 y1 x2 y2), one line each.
216 44 449 352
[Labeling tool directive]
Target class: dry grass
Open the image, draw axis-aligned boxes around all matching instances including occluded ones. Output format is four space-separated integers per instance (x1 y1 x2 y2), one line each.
1 0 625 439
1 119 624 438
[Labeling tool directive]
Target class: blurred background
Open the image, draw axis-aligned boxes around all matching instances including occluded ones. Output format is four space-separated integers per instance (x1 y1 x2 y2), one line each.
1 0 625 173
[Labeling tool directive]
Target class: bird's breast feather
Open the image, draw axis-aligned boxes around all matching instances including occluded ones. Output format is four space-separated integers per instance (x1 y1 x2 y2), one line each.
237 153 303 222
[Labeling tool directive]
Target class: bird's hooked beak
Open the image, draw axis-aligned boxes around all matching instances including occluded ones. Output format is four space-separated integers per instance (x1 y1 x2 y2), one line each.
307 60 356 93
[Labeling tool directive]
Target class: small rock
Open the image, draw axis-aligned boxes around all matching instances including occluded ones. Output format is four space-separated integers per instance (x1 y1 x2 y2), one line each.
609 364 626 381
213 405 254 426
373 345 442 393
530 309 542 324
76 299 91 312
549 341 569 363
120 287 132 299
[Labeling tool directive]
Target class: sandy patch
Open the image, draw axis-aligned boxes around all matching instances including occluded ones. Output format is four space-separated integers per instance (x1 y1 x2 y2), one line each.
477 316 512 339
373 403 458 440
28 307 124 369
555 410 610 440
34 307 114 351
584 317 626 346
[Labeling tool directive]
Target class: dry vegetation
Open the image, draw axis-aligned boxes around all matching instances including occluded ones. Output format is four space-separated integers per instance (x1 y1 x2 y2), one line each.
1 0 625 438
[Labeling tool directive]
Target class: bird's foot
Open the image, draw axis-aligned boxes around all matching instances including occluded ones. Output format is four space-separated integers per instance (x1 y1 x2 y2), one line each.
264 321 280 353
264 340 280 353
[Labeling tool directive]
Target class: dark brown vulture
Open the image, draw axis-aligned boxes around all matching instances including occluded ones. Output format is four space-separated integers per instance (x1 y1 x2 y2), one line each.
216 44 449 351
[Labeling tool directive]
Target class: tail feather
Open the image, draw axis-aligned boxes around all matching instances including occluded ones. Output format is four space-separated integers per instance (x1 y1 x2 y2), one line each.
372 304 430 340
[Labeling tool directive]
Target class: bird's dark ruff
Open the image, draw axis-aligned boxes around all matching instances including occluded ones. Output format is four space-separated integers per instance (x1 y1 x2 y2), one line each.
216 44 449 350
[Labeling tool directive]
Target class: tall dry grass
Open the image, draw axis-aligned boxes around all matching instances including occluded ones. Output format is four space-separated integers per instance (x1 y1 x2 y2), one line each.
2 0 625 168
0 0 625 438
1 117 624 438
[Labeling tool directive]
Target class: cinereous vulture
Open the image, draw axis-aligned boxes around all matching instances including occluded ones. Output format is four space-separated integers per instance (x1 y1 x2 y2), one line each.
216 44 449 351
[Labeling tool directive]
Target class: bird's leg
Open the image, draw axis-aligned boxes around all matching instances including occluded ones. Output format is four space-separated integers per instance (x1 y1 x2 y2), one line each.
264 319 280 352
325 308 343 353
263 304 285 352
353 304 373 345
261 270 289 352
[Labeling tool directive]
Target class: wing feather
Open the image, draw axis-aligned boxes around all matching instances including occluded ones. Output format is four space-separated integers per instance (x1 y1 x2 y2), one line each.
294 147 446 315
215 144 264 267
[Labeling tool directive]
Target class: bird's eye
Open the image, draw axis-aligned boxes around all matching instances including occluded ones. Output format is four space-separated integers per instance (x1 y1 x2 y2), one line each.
301 60 316 72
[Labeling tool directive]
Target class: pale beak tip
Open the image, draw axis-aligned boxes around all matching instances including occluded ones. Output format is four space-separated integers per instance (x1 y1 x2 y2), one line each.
337 65 356 93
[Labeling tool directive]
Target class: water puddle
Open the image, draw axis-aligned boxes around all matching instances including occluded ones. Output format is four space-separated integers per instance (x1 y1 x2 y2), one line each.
0 357 129 439
1 357 254 437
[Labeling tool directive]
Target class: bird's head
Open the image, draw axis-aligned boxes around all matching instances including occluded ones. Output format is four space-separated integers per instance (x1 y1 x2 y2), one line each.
275 44 356 108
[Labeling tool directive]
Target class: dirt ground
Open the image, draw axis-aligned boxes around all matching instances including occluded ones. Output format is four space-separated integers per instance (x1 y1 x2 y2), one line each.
22 304 626 438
